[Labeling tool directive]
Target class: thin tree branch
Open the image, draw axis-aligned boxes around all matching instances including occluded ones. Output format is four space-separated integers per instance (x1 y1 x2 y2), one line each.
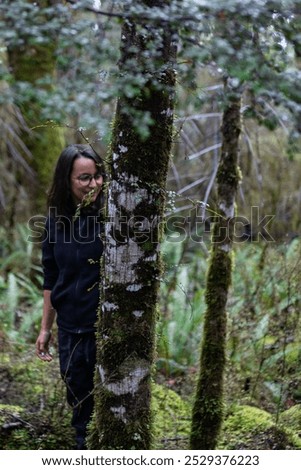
66 0 202 25
176 112 222 122
178 176 209 195
180 128 200 156
187 142 222 161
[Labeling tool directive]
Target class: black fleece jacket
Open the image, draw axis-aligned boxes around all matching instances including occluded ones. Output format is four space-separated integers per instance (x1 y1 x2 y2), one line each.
42 213 103 333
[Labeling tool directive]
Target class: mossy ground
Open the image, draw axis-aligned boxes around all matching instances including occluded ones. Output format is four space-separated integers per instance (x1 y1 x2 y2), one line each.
152 383 191 449
0 349 75 450
279 404 301 436
218 404 301 450
1 346 301 450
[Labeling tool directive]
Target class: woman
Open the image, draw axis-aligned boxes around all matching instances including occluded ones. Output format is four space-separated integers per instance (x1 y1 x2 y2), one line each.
35 144 106 450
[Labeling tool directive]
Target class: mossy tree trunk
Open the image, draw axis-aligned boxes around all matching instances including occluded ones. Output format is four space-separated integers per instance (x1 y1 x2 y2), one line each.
190 79 242 449
7 0 64 215
88 0 177 450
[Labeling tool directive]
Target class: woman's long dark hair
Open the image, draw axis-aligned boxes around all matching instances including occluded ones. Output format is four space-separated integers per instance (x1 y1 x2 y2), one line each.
47 144 106 217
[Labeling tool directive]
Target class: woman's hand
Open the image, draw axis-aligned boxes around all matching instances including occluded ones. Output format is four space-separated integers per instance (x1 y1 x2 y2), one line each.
35 330 53 362
36 290 56 361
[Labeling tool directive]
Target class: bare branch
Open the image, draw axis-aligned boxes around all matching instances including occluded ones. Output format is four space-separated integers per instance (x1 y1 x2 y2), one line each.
176 112 222 123
178 176 209 195
187 142 222 161
169 160 182 192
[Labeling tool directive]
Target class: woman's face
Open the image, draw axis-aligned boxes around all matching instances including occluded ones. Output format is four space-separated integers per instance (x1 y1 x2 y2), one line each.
70 156 103 205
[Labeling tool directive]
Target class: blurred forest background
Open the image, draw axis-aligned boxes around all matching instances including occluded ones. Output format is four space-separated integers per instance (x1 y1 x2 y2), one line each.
1 0 301 450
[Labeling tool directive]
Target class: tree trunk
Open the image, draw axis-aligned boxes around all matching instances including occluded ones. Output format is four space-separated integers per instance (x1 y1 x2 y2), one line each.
190 79 242 449
7 0 64 215
88 0 177 450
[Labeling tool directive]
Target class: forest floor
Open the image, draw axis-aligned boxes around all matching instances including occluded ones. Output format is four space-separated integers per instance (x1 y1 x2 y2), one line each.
1 341 301 451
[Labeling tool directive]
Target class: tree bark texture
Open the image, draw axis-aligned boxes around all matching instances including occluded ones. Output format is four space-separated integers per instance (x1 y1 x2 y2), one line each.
7 0 64 214
190 80 242 449
89 0 177 450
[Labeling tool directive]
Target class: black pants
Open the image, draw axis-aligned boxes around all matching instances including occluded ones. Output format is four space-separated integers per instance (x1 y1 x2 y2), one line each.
58 329 96 450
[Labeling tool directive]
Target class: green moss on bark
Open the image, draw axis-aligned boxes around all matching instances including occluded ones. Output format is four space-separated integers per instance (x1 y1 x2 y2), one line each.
190 85 242 450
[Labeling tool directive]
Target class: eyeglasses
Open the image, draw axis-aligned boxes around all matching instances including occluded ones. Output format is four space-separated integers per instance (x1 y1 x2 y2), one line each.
75 173 103 186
